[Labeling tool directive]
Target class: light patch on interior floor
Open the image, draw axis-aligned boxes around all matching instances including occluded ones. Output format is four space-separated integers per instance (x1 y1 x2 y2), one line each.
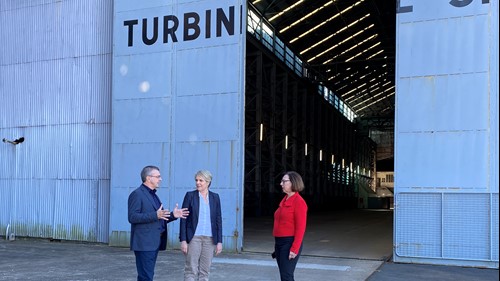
213 258 351 271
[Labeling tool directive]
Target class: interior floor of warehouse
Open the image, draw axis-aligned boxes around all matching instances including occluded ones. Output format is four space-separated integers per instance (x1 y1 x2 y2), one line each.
243 208 394 261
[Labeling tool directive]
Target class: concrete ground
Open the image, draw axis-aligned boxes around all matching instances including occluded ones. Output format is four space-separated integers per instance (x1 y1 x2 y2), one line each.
243 209 394 260
0 238 382 281
1 209 497 280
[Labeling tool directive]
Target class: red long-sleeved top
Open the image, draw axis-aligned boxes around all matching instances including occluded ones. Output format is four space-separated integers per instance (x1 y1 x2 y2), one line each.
272 193 308 254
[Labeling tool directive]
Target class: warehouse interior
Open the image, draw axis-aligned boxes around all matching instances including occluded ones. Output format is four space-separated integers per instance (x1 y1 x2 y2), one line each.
243 0 396 259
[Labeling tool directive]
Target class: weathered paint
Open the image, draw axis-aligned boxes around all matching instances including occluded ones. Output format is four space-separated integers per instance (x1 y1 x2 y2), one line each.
109 0 246 251
394 0 498 268
0 0 112 243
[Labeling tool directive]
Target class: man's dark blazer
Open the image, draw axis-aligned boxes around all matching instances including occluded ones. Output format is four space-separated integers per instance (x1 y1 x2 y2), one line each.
128 184 176 251
179 190 222 245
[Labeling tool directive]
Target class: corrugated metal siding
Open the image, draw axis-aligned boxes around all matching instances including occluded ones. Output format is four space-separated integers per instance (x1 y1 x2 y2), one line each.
0 0 113 243
394 0 498 268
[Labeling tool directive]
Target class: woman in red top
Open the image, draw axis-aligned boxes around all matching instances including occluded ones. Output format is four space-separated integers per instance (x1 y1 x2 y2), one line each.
273 171 308 281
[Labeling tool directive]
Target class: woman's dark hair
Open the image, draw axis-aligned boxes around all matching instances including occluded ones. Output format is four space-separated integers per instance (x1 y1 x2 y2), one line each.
285 171 305 192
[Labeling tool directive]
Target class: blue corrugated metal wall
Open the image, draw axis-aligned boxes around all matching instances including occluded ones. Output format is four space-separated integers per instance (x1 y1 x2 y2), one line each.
2 0 498 269
0 0 112 243
394 0 499 268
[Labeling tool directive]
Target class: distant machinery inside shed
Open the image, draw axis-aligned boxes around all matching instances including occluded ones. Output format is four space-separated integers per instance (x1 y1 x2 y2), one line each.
243 6 376 215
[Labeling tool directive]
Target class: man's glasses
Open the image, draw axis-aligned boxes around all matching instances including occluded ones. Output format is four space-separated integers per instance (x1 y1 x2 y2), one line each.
149 175 162 179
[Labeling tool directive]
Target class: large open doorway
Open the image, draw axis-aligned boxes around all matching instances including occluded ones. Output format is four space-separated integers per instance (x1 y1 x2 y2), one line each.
242 0 396 260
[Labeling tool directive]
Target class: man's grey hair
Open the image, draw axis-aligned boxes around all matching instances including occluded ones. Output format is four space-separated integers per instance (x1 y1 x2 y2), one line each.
141 165 160 182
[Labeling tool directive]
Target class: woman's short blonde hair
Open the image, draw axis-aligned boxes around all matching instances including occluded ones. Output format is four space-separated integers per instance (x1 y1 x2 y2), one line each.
195 170 213 187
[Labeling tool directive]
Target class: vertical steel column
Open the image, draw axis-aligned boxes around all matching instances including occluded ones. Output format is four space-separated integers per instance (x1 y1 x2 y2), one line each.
244 39 373 214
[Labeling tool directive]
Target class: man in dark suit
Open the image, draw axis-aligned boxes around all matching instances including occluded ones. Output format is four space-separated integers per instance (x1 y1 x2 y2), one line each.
128 165 189 281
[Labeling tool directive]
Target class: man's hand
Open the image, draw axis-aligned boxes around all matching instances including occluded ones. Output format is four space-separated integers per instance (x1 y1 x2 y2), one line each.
157 204 171 221
172 203 189 219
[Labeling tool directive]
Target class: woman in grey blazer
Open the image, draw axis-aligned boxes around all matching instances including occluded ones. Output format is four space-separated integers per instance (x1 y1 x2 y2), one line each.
179 170 223 281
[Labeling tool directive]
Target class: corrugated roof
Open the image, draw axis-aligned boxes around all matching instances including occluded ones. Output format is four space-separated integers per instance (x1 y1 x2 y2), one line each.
250 0 396 119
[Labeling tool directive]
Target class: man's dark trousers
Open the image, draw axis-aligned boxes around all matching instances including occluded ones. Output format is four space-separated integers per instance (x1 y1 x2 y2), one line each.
134 250 159 281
